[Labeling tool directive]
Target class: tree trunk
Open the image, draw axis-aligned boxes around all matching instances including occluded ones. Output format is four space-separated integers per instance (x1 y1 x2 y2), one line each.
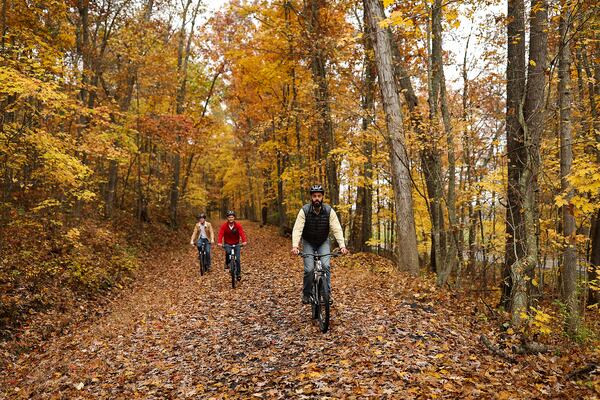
307 0 338 205
501 0 526 315
590 210 600 305
277 151 287 235
169 0 194 228
365 0 419 275
558 6 579 335
351 9 376 252
581 46 600 305
430 0 458 286
521 0 548 306
505 0 548 327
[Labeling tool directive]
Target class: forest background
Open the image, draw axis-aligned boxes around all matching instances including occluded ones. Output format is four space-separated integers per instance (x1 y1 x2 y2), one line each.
0 0 599 366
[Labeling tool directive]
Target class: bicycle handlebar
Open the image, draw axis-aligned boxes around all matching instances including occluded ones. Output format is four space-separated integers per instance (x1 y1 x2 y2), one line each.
297 251 342 258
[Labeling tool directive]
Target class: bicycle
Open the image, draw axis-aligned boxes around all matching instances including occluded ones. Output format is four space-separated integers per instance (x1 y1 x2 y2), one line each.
298 250 341 333
197 240 209 276
223 244 242 288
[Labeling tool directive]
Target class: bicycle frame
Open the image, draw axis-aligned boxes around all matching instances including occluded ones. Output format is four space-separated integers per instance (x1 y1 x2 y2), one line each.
223 244 242 288
197 241 208 275
298 251 340 332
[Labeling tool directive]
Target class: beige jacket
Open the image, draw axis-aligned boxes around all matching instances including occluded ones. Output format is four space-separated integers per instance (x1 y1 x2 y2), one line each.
190 221 215 244
291 206 345 248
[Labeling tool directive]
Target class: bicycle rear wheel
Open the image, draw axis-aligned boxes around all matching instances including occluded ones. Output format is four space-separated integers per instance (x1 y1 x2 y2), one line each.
317 279 330 333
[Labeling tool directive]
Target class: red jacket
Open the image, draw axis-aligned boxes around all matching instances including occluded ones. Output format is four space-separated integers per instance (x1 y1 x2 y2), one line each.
218 221 247 245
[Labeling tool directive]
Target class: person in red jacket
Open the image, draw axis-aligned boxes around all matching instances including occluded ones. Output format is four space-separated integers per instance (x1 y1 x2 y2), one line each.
217 210 248 281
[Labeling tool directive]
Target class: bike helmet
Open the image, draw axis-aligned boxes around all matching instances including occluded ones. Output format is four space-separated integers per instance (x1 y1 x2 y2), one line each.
226 210 236 217
309 184 325 194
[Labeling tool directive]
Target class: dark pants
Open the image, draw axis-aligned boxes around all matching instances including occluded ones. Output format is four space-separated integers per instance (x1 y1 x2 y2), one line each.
196 238 211 269
223 244 241 276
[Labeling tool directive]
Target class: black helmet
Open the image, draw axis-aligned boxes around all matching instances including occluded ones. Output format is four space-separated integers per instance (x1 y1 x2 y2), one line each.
226 210 236 217
309 184 325 194
198 213 206 219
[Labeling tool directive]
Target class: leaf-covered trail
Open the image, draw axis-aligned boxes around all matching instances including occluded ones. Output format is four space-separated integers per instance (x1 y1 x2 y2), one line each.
1 222 586 398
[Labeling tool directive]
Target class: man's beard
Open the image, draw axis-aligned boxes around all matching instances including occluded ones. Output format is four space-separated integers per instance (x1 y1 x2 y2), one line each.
312 200 322 209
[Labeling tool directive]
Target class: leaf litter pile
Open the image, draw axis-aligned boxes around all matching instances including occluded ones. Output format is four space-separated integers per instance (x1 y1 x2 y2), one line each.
1 222 597 398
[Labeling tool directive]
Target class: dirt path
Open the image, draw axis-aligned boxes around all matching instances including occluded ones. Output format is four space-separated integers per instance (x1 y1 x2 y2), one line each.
0 222 590 398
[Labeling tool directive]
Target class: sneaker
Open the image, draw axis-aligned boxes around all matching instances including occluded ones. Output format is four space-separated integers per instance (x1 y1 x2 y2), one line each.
302 295 311 304
237 275 241 282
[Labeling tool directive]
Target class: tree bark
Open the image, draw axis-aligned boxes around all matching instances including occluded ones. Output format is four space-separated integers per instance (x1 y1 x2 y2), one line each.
351 8 376 252
501 0 526 314
307 0 338 205
504 0 548 327
365 0 419 275
430 0 459 286
558 5 579 335
590 210 600 305
169 0 194 228
581 47 600 305
521 0 548 305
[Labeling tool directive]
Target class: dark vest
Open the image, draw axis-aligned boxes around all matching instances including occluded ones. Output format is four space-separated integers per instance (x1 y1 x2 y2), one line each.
301 203 331 246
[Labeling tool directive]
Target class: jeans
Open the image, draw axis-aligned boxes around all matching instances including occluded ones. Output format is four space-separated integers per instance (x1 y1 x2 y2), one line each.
196 238 211 269
302 239 331 298
223 244 241 276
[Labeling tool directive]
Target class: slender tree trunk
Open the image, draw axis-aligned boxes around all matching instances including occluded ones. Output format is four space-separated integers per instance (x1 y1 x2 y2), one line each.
502 0 526 314
351 10 376 252
582 47 600 305
431 0 458 286
1 0 7 52
389 8 443 276
460 33 476 282
307 0 338 205
169 0 194 228
181 64 223 198
521 0 548 306
277 151 287 234
590 210 600 305
365 0 419 275
505 0 547 326
558 5 579 334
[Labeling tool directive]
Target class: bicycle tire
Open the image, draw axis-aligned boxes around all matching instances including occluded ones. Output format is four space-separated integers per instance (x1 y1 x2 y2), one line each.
317 279 330 333
311 280 319 320
199 251 204 276
230 259 236 289
202 251 208 274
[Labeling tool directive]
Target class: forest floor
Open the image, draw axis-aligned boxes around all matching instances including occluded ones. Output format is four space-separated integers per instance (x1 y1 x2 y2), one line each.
1 221 598 399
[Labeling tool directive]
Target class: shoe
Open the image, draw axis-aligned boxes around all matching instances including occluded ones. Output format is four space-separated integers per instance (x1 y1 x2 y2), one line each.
329 296 334 305
237 275 241 282
302 295 311 304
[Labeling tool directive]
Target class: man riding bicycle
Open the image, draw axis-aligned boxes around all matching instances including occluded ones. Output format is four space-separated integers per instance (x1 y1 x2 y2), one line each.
291 185 348 304
190 213 215 270
217 210 248 281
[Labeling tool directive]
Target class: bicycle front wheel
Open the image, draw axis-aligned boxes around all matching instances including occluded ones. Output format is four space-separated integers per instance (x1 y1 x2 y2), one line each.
230 261 236 288
202 252 208 274
317 279 330 333
199 253 204 276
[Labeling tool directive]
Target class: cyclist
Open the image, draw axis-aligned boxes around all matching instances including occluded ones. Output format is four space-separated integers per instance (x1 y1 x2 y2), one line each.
190 213 215 270
291 184 348 304
217 210 248 281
